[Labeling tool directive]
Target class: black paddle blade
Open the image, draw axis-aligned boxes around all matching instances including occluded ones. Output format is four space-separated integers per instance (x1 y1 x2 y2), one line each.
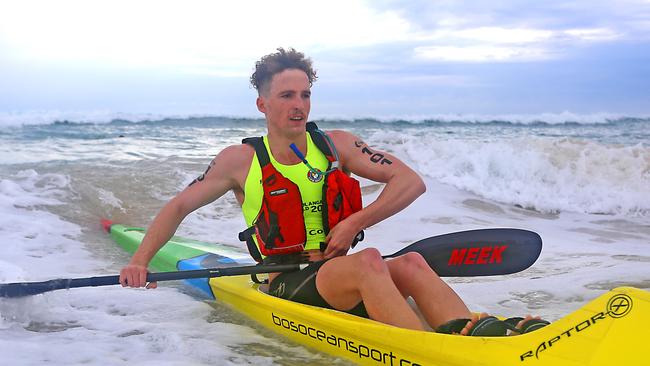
390 228 542 276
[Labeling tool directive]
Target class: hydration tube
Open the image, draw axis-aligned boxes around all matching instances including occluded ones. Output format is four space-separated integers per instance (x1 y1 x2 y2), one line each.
289 143 323 179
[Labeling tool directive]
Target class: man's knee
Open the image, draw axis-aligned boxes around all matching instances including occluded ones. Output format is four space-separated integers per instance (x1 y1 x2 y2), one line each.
403 252 429 267
356 248 389 274
393 252 434 275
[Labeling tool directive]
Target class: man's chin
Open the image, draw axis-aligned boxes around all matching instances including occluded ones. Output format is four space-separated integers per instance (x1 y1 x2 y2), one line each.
287 120 307 129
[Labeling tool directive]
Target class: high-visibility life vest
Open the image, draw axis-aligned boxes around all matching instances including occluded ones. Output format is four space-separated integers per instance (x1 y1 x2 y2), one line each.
238 122 363 264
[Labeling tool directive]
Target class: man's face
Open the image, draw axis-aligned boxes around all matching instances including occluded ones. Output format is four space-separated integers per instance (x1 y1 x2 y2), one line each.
257 68 311 136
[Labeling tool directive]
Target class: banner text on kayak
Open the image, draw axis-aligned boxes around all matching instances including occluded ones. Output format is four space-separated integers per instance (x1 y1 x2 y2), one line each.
272 313 421 365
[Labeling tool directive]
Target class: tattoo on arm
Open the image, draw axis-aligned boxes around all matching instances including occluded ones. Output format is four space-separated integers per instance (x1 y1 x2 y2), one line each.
188 160 215 187
354 140 393 165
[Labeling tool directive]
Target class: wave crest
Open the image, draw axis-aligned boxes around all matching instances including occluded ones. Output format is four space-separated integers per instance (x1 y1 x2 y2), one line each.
389 135 650 216
1 110 648 127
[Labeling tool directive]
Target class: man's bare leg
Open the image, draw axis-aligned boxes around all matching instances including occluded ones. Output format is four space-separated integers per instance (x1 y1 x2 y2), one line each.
316 248 425 330
385 252 472 329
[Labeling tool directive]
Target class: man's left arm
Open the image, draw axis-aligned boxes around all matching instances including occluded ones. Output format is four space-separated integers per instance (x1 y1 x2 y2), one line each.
323 130 426 258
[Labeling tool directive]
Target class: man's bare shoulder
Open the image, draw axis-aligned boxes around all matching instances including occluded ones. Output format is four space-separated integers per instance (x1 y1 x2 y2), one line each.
213 144 255 172
191 143 254 191
323 130 368 170
325 129 358 146
219 144 254 160
326 129 369 153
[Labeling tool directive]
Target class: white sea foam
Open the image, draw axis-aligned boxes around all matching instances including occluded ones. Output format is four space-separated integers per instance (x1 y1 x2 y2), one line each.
320 111 647 125
0 286 300 365
96 188 124 210
0 110 188 127
0 170 92 281
372 132 650 216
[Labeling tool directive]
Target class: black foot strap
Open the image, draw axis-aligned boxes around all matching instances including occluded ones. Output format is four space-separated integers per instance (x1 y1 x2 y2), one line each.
504 317 550 334
436 316 508 336
435 318 470 334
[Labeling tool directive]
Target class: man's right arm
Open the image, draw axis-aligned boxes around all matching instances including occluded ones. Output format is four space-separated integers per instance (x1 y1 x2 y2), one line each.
119 144 250 288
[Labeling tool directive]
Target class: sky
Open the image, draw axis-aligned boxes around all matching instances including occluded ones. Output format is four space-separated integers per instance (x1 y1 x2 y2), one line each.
1 0 649 120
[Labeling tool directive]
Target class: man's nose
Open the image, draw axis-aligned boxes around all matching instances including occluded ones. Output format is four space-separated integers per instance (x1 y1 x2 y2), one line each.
292 96 305 110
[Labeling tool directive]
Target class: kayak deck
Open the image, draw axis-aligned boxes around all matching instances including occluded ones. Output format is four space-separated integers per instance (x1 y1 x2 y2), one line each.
106 222 647 365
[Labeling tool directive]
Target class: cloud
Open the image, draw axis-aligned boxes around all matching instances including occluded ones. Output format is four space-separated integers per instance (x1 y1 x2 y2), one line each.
1 0 649 115
368 0 648 62
0 0 411 72
453 27 556 44
180 67 250 78
1 0 644 69
414 45 553 62
563 28 622 42
412 25 622 62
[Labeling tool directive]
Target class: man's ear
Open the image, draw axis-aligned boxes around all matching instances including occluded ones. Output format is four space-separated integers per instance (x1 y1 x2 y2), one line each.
256 96 266 113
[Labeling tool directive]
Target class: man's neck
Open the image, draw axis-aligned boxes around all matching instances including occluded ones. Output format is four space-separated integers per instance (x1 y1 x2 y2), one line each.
266 131 307 165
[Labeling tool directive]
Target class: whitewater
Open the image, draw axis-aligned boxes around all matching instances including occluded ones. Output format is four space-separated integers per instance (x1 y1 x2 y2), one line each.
0 115 648 365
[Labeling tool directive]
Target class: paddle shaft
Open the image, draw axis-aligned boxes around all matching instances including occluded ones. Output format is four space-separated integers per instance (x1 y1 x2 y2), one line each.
0 264 304 297
0 228 541 298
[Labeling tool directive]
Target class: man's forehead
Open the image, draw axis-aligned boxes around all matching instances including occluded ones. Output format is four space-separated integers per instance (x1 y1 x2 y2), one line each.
269 69 310 90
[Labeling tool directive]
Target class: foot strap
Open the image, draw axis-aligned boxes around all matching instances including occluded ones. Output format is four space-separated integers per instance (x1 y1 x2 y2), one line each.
436 316 508 336
504 317 551 334
435 318 471 334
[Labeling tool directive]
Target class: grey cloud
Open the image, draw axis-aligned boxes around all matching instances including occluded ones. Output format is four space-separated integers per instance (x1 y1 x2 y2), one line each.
368 0 650 37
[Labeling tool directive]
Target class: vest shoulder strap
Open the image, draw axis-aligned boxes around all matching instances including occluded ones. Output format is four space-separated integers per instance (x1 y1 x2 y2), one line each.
242 123 338 166
306 122 338 163
241 137 271 167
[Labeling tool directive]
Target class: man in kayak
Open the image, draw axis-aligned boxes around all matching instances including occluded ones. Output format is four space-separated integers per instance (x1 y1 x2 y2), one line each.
120 48 546 336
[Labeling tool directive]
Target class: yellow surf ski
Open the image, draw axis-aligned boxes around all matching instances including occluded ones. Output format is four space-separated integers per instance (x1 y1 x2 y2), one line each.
106 222 648 365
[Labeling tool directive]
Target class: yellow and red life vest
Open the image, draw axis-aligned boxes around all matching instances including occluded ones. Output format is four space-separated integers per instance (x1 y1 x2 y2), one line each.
239 122 363 263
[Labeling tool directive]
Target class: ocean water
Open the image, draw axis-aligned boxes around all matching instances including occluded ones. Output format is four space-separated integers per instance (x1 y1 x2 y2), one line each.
0 114 649 365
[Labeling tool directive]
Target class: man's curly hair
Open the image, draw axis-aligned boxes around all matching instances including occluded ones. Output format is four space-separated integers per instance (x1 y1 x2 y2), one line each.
250 48 317 95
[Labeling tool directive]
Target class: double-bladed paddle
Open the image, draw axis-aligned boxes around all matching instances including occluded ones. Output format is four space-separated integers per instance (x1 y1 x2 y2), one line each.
0 228 541 298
